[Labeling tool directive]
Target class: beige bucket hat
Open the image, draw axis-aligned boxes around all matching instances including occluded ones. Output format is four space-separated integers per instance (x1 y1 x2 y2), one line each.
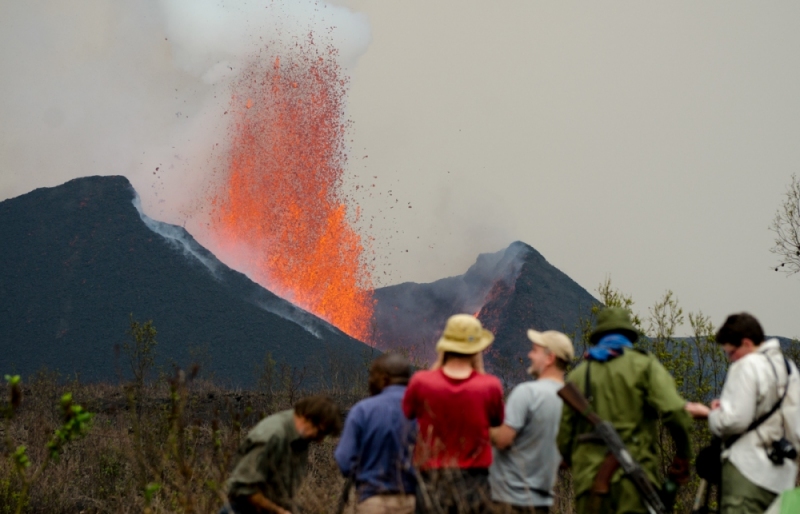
527 329 575 362
435 314 495 355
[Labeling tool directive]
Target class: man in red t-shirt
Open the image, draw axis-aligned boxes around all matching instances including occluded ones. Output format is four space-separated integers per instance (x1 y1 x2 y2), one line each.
403 313 504 514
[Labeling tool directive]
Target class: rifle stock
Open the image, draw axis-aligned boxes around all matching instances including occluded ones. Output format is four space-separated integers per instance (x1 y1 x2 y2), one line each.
558 382 602 425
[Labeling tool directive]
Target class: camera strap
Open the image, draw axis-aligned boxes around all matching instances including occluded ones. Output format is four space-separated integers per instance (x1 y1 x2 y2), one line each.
724 354 791 449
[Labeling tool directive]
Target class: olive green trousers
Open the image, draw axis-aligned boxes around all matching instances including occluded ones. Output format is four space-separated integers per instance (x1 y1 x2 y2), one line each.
720 460 777 514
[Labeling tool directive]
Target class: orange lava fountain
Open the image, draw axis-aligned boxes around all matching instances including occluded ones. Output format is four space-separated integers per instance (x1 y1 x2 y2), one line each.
209 45 374 342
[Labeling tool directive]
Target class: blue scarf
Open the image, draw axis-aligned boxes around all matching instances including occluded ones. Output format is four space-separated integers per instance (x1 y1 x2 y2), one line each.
585 333 633 362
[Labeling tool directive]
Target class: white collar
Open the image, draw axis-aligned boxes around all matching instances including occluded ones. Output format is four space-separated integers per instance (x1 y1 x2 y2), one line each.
756 338 782 354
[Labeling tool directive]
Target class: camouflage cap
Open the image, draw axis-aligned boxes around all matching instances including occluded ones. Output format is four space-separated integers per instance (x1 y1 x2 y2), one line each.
590 307 639 344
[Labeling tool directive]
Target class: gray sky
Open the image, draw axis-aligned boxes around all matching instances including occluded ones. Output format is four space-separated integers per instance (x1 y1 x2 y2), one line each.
339 0 800 338
2 1 798 338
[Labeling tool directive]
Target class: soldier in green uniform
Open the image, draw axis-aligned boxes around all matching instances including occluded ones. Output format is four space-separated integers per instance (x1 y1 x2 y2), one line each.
557 307 693 514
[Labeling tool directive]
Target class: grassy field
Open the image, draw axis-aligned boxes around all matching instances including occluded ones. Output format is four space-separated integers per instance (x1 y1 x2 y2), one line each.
0 369 353 513
0 368 592 514
0 367 729 514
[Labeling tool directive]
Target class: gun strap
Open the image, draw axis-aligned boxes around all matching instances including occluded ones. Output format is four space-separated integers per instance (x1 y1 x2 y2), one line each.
565 360 592 465
585 360 592 403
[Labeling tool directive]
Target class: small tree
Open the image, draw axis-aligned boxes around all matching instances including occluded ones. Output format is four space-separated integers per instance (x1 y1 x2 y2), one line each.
687 311 724 401
257 352 277 409
647 291 693 395
279 363 307 407
770 173 800 275
122 315 158 487
123 315 158 389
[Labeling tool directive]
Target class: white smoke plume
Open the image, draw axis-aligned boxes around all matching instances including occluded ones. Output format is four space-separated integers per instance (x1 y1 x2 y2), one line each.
132 192 221 276
132 191 330 339
0 0 370 228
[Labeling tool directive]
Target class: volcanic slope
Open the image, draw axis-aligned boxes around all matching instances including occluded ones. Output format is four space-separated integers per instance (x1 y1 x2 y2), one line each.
0 176 374 386
373 242 601 372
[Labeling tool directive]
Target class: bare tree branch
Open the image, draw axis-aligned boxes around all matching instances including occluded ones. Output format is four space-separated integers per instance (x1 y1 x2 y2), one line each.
770 174 800 275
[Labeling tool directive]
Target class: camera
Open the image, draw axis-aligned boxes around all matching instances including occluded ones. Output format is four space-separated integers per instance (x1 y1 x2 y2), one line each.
768 437 798 465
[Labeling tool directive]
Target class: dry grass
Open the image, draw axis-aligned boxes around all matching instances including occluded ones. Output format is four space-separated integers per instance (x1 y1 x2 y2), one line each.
0 370 362 514
0 370 718 514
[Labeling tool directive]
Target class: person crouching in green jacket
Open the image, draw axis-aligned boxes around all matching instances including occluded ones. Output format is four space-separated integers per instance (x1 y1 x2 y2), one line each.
223 395 343 514
557 307 693 514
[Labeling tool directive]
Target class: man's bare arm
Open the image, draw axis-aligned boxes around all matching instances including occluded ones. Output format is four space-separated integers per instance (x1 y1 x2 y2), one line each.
684 401 711 419
490 424 517 450
248 492 291 514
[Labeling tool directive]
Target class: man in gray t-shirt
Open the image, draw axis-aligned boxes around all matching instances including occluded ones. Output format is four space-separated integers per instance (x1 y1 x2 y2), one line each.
489 330 574 514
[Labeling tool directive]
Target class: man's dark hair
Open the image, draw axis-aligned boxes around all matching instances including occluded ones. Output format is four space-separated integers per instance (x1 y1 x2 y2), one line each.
554 357 569 372
371 353 412 386
715 312 765 348
294 395 343 436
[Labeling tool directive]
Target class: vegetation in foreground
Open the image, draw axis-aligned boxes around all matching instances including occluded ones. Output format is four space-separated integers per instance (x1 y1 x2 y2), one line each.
1 281 798 513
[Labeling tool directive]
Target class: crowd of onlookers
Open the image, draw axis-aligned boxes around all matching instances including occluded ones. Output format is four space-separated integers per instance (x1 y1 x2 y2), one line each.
219 309 800 514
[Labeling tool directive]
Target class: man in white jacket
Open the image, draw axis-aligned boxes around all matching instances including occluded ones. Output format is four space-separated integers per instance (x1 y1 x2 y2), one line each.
687 313 800 513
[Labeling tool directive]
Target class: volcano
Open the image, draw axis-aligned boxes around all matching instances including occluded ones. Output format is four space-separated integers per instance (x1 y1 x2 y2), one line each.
373 242 601 382
0 175 604 388
0 176 374 386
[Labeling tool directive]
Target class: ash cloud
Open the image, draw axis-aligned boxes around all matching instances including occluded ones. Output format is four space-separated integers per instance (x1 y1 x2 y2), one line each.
0 0 370 229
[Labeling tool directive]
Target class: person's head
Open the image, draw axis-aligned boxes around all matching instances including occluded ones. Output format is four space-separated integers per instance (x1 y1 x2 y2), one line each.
432 314 494 372
368 353 412 396
526 330 574 378
590 307 639 345
715 312 765 362
293 395 342 440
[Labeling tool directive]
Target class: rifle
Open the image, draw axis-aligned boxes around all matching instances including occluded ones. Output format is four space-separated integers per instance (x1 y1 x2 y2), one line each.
558 382 669 514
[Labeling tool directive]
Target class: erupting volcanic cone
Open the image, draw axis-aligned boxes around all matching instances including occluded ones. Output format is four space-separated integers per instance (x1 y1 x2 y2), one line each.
209 44 374 342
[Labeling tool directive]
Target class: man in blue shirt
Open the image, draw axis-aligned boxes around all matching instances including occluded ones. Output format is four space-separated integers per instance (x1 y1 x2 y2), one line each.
335 353 417 513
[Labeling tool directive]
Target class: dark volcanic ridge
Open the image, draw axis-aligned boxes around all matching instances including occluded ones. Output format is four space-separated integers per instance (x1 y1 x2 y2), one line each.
0 176 373 386
1 175 612 389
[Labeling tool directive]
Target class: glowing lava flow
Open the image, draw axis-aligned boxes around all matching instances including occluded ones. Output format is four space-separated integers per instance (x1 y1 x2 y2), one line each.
209 47 374 342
